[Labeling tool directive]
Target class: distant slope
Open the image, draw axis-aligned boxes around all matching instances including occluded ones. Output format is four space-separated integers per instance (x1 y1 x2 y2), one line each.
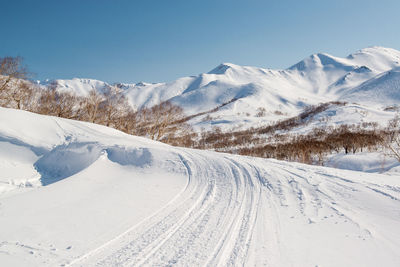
340 67 400 107
0 107 400 266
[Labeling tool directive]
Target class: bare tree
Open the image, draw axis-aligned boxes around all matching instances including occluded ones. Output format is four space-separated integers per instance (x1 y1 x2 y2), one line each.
382 115 400 162
8 80 32 109
0 56 28 92
146 101 187 141
84 89 103 123
101 86 132 127
117 110 139 135
38 88 83 119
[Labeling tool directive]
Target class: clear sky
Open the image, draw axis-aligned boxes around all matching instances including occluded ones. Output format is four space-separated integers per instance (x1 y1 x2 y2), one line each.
1 0 399 83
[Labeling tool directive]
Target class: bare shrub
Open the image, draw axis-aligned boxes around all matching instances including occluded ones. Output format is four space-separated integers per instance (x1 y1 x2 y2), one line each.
0 56 28 92
83 89 103 123
100 86 132 127
38 89 84 119
256 107 266 117
381 115 400 161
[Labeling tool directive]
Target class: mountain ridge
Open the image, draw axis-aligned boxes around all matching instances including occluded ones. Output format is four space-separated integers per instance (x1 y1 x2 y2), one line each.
40 46 400 131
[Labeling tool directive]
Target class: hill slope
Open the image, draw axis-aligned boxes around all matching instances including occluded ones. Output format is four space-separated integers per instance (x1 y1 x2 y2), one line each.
1 108 400 266
340 67 400 107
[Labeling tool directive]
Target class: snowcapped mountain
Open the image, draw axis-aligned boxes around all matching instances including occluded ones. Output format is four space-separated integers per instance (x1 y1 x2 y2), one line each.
1 107 400 266
43 46 400 131
40 78 110 96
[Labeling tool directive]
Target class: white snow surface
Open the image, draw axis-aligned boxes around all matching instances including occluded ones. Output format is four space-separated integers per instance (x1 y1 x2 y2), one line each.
1 107 400 266
340 67 400 107
42 46 400 131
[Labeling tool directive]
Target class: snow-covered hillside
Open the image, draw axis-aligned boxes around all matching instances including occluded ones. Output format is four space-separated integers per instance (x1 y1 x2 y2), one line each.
340 67 400 107
42 46 400 131
1 107 400 266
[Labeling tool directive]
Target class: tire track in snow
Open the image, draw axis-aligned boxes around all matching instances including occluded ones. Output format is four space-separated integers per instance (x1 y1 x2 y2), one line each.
73 150 264 267
68 153 205 266
93 153 214 266
210 158 261 267
71 151 400 267
136 154 257 266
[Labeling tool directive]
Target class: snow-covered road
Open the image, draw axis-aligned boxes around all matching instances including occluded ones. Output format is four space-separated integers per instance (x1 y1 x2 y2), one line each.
1 108 400 266
73 150 400 267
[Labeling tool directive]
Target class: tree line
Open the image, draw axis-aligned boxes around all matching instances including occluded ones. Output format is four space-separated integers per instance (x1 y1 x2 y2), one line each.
0 57 192 144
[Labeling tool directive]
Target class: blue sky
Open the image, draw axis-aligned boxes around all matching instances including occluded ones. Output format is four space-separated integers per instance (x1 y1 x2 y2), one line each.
1 0 399 83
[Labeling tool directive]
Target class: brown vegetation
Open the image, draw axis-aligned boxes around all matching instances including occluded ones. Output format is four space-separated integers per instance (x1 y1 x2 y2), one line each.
185 102 387 165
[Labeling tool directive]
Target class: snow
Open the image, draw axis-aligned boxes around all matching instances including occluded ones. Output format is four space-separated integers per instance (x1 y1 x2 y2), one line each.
326 151 400 173
1 107 400 266
0 141 40 195
286 103 395 136
0 108 187 266
45 78 110 97
340 67 400 107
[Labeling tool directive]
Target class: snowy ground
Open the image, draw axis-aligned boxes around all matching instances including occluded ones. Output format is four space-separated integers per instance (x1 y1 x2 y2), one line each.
1 107 400 266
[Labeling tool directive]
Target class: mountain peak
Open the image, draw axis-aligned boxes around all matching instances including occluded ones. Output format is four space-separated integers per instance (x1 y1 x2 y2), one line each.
358 45 397 53
348 46 400 59
208 63 240 74
288 52 352 72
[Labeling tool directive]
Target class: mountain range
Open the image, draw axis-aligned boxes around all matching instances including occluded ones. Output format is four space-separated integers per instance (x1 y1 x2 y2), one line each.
41 46 400 131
